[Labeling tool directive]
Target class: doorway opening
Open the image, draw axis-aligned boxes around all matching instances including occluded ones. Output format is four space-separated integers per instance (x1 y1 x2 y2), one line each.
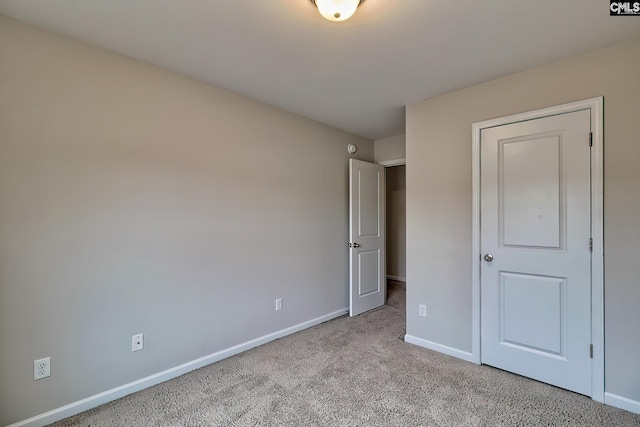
348 158 406 316
385 164 406 290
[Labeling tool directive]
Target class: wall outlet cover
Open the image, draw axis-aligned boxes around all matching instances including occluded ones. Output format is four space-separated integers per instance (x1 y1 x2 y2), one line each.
419 304 427 317
34 357 51 380
132 333 144 352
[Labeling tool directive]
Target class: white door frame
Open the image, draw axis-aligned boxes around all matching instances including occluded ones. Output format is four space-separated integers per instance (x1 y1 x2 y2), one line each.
379 159 406 283
378 158 406 167
471 97 604 402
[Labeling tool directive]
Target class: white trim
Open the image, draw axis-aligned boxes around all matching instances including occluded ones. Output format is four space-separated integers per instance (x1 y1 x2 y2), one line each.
604 393 640 415
404 334 475 363
471 97 604 400
8 308 349 427
471 123 481 364
386 275 406 282
378 158 406 167
588 98 605 403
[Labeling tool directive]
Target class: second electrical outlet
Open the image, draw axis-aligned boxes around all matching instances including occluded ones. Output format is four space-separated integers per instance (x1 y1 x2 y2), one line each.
419 304 427 317
275 298 283 311
34 357 51 381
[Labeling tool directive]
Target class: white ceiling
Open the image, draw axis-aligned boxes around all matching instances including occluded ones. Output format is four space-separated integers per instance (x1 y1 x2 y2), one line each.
1 1 638 140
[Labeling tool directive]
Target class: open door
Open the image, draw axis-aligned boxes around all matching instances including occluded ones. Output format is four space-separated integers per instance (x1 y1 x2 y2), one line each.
349 159 385 316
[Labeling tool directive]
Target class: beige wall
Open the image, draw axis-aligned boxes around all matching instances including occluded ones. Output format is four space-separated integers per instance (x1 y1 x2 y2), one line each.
406 36 640 403
374 134 405 163
0 15 373 425
386 165 406 279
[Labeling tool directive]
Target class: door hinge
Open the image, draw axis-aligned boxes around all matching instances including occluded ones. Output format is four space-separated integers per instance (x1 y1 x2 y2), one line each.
589 238 593 252
589 132 593 147
590 344 593 358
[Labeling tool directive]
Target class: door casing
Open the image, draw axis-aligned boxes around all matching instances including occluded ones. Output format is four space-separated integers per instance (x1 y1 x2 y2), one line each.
471 97 604 402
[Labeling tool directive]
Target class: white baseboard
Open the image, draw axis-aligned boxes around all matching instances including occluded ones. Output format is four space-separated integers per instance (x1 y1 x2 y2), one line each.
604 392 640 415
386 275 406 282
404 334 475 363
9 308 349 427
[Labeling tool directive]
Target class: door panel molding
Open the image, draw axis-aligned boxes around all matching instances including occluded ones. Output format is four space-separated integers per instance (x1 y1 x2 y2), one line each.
471 97 604 402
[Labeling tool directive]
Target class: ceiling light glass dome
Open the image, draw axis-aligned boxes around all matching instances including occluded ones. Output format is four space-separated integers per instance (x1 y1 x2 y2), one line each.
314 0 361 22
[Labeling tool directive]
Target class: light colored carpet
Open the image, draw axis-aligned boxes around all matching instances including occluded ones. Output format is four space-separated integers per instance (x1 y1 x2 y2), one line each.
51 281 640 426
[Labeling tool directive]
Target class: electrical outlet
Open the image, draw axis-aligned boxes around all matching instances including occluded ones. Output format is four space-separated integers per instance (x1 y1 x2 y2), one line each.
275 298 283 311
34 357 50 380
419 304 427 317
132 333 144 352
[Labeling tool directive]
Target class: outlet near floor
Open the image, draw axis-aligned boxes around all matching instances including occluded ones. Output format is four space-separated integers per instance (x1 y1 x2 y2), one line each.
419 304 427 317
132 333 144 352
33 357 50 380
275 298 283 311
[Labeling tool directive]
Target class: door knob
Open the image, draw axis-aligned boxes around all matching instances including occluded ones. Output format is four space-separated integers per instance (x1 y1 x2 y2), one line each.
352 243 361 248
484 254 494 262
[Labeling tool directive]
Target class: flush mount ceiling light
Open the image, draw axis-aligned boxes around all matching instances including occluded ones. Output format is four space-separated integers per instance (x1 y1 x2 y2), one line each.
312 0 363 22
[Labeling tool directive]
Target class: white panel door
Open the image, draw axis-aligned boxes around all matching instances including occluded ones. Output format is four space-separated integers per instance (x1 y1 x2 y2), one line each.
349 159 385 316
480 110 592 395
